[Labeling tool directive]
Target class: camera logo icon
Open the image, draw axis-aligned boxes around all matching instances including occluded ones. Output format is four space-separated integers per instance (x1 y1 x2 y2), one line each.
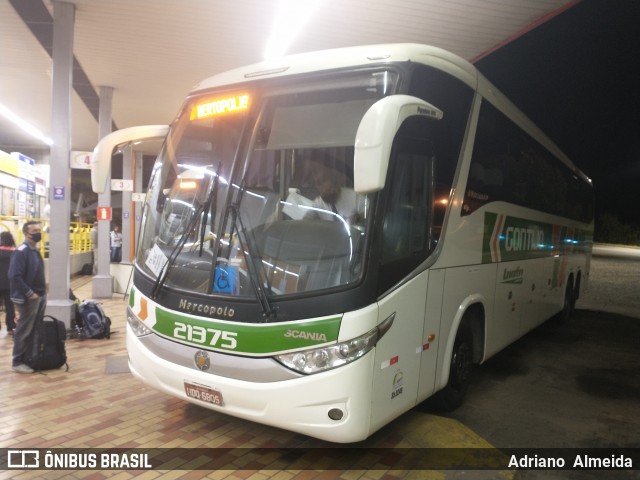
7 450 39 468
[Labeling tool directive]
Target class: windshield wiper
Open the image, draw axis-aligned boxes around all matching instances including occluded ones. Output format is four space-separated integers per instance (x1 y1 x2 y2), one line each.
199 162 222 258
227 203 276 322
151 201 205 299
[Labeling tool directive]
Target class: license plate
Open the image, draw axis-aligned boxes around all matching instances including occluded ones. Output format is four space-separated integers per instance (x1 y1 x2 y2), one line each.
184 382 224 406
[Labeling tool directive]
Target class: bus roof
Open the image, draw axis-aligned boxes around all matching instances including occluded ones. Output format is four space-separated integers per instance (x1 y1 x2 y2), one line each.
191 43 479 93
190 43 591 185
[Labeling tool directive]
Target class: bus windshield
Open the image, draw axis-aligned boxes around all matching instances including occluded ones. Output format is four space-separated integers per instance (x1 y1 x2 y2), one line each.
137 70 398 302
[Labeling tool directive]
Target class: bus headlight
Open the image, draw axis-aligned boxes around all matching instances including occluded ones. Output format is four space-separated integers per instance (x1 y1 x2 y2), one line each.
127 309 153 337
275 313 394 375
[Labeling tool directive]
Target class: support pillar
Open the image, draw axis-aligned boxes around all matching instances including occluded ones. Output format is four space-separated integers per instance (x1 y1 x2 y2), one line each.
134 154 144 251
121 145 133 264
92 86 114 298
45 0 76 327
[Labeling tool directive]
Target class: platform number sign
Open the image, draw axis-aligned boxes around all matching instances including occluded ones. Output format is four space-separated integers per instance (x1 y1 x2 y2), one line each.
97 206 112 221
53 186 64 200
111 179 133 191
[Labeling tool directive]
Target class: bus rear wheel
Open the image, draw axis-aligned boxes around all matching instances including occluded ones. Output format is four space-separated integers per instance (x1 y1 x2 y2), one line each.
557 276 575 322
432 319 474 411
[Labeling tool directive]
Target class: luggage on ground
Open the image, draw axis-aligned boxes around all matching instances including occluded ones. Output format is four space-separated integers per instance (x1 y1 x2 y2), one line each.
24 315 69 371
77 300 111 339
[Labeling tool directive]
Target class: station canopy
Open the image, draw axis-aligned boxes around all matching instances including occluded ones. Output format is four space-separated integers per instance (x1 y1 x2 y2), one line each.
0 0 576 154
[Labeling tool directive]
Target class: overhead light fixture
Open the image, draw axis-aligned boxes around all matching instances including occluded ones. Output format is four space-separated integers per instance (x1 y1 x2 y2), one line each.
263 0 320 61
0 103 53 146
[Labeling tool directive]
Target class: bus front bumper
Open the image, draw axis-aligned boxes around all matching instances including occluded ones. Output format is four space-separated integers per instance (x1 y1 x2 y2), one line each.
126 324 376 443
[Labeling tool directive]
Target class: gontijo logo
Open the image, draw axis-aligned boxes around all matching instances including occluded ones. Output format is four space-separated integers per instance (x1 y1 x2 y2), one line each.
483 212 554 263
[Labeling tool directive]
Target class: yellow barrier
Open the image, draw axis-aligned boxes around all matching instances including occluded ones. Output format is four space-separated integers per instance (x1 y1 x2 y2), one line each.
0 216 93 257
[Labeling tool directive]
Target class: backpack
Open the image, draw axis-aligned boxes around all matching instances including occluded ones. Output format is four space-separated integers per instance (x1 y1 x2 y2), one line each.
25 315 69 372
77 300 111 339
80 263 93 276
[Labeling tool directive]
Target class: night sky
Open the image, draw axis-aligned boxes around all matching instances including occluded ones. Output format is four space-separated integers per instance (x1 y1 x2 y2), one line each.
474 0 640 227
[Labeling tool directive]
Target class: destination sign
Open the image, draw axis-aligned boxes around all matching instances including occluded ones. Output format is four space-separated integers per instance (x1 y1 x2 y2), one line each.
190 94 249 120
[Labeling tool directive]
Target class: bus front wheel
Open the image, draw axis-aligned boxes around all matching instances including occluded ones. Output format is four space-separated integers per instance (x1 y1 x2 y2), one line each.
432 319 474 411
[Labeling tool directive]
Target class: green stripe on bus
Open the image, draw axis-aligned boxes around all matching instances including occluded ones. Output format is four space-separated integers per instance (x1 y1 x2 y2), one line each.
482 212 592 263
152 307 342 355
482 212 499 264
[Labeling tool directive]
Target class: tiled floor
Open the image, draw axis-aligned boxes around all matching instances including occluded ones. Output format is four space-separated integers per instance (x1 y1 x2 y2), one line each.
0 276 514 480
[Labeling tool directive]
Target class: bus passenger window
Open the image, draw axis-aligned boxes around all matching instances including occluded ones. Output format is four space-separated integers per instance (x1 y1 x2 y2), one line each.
464 100 593 223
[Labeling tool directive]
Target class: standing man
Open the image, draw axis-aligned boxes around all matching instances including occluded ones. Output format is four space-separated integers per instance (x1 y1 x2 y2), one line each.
10 221 46 374
110 225 122 263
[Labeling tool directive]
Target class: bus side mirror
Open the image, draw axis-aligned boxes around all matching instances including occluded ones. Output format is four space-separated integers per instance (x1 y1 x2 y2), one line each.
91 125 169 193
353 95 442 193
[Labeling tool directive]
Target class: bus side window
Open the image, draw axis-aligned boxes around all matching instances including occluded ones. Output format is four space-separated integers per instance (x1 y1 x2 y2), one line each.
465 100 593 223
377 118 435 294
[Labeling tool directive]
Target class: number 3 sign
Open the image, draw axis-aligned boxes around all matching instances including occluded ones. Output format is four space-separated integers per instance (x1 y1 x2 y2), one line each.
111 179 133 191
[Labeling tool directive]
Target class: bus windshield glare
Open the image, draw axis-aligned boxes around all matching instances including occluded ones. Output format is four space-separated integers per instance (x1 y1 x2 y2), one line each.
137 70 398 303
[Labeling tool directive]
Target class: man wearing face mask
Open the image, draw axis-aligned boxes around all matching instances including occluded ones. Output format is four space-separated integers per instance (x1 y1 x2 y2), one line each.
9 221 46 374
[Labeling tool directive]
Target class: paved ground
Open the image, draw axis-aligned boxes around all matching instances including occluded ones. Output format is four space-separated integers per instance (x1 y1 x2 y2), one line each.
432 254 640 480
0 276 515 480
578 248 640 318
0 251 638 479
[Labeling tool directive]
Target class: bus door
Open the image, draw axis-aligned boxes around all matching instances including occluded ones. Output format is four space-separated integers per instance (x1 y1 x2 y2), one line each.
417 268 445 400
364 109 445 430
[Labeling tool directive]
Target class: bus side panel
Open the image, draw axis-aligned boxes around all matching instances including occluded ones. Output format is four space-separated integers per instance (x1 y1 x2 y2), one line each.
369 271 429 435
519 256 562 335
491 260 524 355
434 264 495 392
518 224 591 334
416 268 445 402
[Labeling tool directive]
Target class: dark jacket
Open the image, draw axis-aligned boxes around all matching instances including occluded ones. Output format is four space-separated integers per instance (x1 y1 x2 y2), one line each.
0 246 13 291
9 242 46 304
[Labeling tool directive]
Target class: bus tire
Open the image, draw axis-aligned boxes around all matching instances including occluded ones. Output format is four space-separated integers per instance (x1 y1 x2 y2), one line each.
557 276 575 322
574 272 582 301
432 318 474 411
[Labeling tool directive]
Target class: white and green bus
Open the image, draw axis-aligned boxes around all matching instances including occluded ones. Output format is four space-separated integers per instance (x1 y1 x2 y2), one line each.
92 44 593 443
